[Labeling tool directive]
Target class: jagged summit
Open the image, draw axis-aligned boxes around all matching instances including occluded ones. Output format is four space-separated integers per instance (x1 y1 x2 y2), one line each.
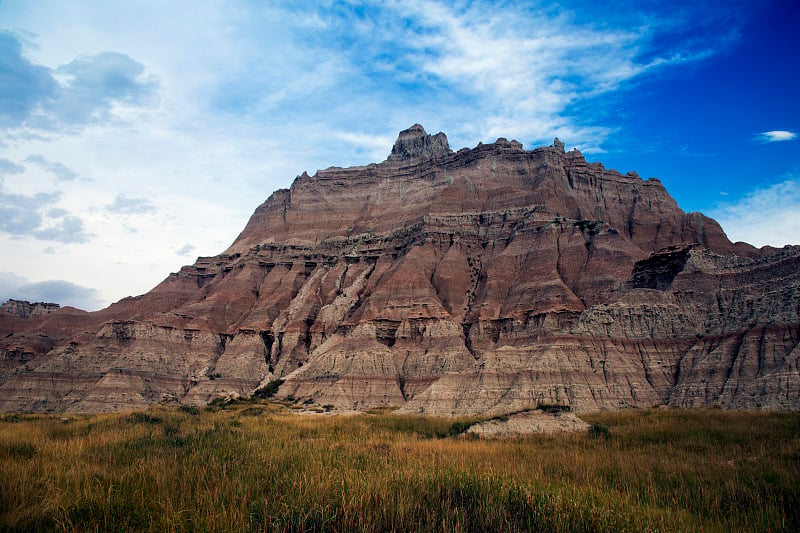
1 125 798 415
387 124 451 161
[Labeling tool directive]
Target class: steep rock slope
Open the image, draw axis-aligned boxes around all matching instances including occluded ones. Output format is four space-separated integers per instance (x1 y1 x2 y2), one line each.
1 125 798 413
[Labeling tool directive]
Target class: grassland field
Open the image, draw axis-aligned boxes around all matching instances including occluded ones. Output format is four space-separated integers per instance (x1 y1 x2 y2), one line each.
1 400 798 532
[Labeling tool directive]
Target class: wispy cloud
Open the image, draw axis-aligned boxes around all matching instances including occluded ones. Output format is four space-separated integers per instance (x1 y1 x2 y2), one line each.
0 179 90 243
0 183 60 234
106 194 156 215
174 244 195 256
32 215 90 243
0 157 25 176
0 158 25 175
331 131 397 162
754 130 798 143
245 0 749 151
710 176 800 247
24 154 78 181
383 0 648 142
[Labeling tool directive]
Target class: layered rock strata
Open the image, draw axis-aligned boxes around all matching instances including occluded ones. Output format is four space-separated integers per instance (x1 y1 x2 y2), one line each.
1 125 798 414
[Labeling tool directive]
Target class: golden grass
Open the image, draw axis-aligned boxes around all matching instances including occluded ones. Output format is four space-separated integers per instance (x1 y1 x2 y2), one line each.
1 405 798 532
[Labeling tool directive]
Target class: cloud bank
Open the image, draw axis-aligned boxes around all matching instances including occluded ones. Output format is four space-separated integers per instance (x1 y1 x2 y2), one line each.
0 272 103 310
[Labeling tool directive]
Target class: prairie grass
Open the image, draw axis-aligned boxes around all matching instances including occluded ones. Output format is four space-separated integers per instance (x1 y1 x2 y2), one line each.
1 405 798 532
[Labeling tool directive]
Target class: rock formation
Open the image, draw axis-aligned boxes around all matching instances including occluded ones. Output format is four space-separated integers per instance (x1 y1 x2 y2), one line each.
1 125 798 414
1 300 60 318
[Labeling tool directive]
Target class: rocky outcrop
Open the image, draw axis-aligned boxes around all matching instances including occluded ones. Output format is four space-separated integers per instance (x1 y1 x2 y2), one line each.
467 409 590 437
1 300 60 318
1 125 798 414
387 124 452 162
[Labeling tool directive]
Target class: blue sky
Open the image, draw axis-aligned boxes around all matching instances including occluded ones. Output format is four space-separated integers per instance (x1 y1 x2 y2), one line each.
0 0 798 310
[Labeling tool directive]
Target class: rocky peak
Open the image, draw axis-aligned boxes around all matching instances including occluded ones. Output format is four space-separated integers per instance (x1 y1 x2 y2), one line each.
387 124 451 162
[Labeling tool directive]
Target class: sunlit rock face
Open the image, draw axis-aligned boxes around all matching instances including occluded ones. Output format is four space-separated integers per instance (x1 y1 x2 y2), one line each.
1 125 798 414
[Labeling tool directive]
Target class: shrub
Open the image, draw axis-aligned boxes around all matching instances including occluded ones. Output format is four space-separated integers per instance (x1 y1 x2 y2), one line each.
125 412 161 425
239 407 265 417
254 379 284 399
207 397 229 408
4 442 37 459
537 402 571 413
448 421 473 437
589 422 611 439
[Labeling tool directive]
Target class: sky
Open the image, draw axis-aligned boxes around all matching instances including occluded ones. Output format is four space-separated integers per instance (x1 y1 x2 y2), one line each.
0 0 798 311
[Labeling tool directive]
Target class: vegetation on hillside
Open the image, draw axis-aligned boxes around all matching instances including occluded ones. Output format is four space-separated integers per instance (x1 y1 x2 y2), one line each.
1 404 798 532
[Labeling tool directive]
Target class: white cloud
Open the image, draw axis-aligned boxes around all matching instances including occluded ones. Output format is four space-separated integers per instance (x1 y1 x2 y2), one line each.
710 177 800 247
754 130 798 143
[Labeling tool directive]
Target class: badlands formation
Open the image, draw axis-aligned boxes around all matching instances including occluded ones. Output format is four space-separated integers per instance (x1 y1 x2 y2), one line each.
1 125 799 415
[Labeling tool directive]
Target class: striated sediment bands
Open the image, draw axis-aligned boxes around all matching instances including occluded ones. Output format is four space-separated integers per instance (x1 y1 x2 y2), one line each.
1 125 798 414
